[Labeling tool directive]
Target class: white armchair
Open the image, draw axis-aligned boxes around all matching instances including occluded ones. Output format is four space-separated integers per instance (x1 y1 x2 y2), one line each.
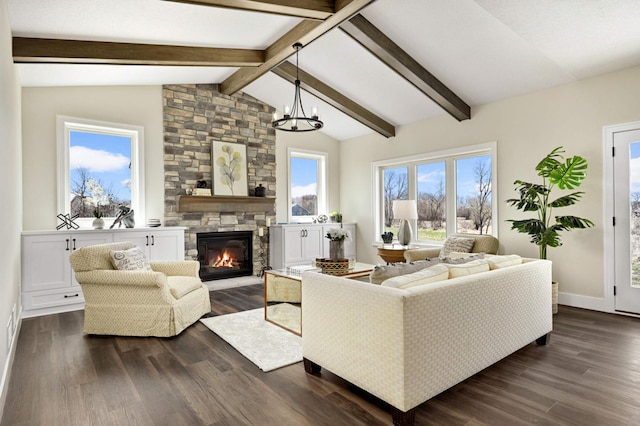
69 241 211 337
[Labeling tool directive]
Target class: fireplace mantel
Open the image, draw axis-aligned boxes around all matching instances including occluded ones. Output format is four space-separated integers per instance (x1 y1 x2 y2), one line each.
177 195 275 213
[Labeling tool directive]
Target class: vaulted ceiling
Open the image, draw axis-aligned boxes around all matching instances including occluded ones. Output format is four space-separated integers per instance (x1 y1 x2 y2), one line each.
7 0 640 141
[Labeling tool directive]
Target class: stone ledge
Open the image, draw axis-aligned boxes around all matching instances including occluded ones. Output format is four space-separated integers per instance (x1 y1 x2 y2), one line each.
177 195 275 213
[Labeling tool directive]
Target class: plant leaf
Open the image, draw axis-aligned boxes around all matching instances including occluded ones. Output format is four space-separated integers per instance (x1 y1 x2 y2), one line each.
549 156 588 190
555 215 595 229
548 192 585 208
536 146 565 178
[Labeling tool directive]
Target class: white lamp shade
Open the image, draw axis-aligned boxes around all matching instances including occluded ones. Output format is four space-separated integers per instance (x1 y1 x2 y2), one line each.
392 200 418 220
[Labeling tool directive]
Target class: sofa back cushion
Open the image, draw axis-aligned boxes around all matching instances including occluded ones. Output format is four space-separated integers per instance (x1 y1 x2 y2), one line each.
486 254 523 270
446 259 490 278
381 264 449 289
369 259 438 284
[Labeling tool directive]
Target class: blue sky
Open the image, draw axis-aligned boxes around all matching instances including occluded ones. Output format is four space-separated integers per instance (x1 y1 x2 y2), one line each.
69 131 131 202
631 141 640 193
290 157 318 198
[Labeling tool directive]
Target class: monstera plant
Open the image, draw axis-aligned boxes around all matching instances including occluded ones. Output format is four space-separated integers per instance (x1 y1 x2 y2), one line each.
506 146 595 259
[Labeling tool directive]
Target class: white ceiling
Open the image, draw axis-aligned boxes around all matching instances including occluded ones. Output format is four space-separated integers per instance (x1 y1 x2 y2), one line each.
7 0 640 141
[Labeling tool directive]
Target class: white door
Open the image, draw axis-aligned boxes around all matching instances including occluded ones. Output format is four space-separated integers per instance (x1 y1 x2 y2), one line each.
302 226 323 260
149 231 183 260
613 128 640 314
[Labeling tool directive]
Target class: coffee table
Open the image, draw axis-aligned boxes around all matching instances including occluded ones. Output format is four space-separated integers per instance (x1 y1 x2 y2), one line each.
263 262 375 336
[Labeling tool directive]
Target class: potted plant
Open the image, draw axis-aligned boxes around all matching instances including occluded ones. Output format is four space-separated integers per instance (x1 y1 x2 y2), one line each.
506 146 595 313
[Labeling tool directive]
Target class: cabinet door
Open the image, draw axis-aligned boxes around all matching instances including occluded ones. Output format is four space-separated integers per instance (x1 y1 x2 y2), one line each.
302 227 323 261
22 235 71 292
149 231 184 260
283 226 306 264
112 231 150 254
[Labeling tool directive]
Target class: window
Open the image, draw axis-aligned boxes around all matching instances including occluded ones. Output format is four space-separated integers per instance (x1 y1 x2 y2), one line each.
288 149 327 222
374 142 496 243
57 116 145 225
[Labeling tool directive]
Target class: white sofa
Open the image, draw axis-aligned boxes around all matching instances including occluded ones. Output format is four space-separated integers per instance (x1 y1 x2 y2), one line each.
301 258 552 426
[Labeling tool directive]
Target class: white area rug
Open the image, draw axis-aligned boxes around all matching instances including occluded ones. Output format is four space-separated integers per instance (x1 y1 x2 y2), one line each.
200 306 302 372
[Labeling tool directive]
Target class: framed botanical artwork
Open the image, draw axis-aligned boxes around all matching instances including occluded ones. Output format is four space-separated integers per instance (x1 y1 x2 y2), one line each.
211 141 248 196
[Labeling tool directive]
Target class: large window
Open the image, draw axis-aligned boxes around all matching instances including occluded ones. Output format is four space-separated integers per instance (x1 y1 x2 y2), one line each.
57 116 145 226
374 142 496 243
288 149 327 222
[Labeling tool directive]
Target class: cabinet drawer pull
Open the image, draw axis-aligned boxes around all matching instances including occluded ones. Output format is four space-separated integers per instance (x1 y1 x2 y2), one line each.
64 293 79 299
66 239 70 251
151 235 155 246
72 238 77 250
146 236 149 246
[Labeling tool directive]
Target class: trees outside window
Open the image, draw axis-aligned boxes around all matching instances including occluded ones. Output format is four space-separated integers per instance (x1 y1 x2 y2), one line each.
375 143 496 243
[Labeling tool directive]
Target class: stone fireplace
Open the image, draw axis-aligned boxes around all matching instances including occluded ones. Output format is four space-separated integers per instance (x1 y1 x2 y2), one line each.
162 84 276 278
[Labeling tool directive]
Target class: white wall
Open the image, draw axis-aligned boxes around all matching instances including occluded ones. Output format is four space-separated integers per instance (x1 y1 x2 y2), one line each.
21 86 164 230
0 0 23 418
342 64 640 305
275 130 341 223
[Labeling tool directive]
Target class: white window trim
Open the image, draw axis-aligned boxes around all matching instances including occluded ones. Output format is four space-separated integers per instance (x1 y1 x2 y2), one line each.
371 141 497 244
56 115 145 227
287 148 328 223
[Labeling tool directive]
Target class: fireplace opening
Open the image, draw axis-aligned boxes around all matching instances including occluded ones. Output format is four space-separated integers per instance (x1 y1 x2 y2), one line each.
197 231 253 281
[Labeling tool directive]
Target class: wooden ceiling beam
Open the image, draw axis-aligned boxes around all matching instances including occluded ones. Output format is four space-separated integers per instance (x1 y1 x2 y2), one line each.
272 61 395 138
12 37 264 66
163 0 336 20
220 0 376 95
340 14 471 121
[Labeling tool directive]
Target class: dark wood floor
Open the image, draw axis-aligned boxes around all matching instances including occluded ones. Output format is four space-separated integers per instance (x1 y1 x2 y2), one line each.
3 285 640 426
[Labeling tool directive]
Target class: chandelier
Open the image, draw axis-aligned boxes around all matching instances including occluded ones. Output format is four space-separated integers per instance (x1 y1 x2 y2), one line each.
272 42 323 132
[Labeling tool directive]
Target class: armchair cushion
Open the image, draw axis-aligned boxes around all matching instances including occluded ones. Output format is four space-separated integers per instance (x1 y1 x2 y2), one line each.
167 276 205 299
110 247 152 271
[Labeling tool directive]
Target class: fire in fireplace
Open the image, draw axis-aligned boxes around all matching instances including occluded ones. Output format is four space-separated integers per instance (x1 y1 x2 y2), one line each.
197 231 253 281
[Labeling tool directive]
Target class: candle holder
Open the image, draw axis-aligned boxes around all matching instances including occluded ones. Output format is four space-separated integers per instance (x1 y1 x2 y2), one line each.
258 224 272 277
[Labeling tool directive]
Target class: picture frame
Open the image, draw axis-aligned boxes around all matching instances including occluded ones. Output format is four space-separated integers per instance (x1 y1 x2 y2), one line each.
211 141 248 196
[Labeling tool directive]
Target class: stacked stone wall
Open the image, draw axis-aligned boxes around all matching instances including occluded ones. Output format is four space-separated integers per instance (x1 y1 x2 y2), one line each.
162 84 276 273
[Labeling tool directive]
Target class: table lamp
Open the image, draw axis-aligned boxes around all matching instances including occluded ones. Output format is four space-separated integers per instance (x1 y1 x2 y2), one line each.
393 200 418 246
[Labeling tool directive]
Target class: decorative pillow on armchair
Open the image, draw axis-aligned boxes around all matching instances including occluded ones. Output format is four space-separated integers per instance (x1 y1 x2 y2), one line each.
109 247 152 271
439 236 475 259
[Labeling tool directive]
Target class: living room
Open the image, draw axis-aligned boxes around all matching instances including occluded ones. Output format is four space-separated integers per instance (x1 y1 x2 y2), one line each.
2 0 640 424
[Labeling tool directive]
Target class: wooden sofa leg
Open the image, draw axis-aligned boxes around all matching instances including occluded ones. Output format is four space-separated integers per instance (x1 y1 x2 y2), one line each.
390 406 415 426
303 358 321 374
536 332 551 345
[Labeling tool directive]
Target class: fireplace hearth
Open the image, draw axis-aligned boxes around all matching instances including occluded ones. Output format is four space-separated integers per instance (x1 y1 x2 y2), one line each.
197 231 253 281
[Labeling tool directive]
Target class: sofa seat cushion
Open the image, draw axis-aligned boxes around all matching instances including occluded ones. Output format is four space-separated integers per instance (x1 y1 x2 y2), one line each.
439 236 475 259
110 247 152 271
167 276 204 299
369 259 438 285
486 254 523 270
381 264 449 289
446 259 490 278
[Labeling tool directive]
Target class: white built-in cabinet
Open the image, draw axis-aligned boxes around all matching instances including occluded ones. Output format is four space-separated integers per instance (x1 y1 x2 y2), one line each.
269 223 356 270
21 227 185 317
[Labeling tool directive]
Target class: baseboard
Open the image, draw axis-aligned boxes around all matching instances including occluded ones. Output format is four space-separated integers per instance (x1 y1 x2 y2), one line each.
558 291 608 312
21 303 84 319
0 307 21 423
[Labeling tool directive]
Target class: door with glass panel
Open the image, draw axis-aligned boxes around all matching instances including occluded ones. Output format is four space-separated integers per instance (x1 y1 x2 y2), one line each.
614 128 640 314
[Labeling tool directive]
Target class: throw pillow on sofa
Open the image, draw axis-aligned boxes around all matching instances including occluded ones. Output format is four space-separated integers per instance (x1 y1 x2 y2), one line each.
369 259 438 285
109 247 152 271
381 264 449 289
439 236 475 259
